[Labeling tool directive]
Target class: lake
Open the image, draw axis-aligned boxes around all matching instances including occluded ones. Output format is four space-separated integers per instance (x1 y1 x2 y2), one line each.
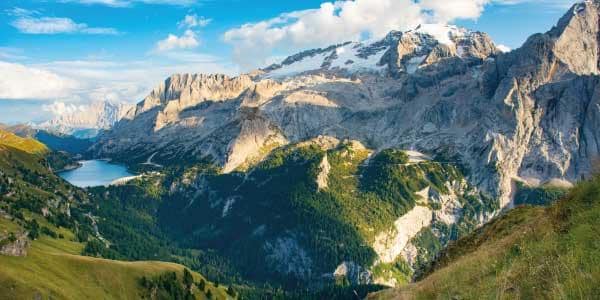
59 160 134 188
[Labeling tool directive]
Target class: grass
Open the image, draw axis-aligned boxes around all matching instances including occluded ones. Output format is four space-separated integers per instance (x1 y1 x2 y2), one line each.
513 181 568 206
0 213 231 300
0 129 47 155
368 176 600 300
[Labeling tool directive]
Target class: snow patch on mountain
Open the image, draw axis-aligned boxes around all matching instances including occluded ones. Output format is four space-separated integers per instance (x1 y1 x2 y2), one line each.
265 52 331 79
329 43 388 72
413 24 466 46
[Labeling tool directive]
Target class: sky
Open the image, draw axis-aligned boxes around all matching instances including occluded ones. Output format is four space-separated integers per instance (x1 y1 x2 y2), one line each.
0 0 578 124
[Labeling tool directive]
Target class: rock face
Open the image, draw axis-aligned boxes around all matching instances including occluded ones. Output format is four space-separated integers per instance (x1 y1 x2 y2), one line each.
93 2 600 284
373 205 433 264
0 232 29 257
38 100 133 138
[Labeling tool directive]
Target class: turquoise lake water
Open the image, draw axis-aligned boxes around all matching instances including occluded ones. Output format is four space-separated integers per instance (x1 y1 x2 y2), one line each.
59 160 133 187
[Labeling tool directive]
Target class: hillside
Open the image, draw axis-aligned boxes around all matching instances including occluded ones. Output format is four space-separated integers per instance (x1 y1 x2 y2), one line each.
2 125 94 155
0 214 229 300
368 175 600 299
154 139 496 287
0 129 47 155
0 133 232 300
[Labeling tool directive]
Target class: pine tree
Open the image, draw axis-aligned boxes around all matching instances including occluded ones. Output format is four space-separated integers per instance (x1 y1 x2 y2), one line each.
196 279 206 292
183 268 194 289
227 286 236 297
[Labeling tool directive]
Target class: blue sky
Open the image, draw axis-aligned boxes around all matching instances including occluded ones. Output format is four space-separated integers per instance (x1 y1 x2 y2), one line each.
0 0 577 124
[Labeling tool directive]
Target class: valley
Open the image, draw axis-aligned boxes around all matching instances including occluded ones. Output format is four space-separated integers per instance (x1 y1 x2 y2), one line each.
1 1 600 299
0 129 232 299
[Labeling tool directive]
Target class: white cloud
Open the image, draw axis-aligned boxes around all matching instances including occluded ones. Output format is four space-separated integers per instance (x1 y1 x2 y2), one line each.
179 14 212 29
420 0 489 22
496 44 511 53
493 0 577 9
5 7 40 17
59 0 198 7
156 30 200 52
0 61 78 100
11 16 120 35
0 51 236 106
42 101 87 116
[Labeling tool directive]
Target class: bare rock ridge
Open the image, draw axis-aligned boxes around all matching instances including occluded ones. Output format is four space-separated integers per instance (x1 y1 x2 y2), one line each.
93 1 600 212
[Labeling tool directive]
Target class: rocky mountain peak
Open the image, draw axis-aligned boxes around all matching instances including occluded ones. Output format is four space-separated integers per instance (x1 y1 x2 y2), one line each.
133 73 254 118
260 24 498 79
547 0 600 75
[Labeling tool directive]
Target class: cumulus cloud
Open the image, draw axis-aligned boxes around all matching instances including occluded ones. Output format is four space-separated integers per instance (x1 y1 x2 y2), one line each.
223 0 498 69
11 16 120 35
0 51 235 109
496 44 511 53
42 101 87 116
179 14 212 29
155 30 200 52
420 0 489 22
0 61 78 100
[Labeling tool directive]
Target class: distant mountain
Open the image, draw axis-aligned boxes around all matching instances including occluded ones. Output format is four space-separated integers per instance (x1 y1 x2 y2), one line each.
88 0 600 290
38 101 133 139
1 124 93 155
92 24 499 174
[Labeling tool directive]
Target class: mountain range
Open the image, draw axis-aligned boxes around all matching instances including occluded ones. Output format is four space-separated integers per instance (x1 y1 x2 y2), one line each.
83 0 600 289
37 100 133 139
94 1 599 208
2 1 600 299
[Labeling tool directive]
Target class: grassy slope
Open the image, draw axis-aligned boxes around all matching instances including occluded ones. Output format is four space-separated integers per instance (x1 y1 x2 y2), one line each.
0 132 231 300
0 216 229 300
368 176 600 300
0 129 47 155
160 143 495 287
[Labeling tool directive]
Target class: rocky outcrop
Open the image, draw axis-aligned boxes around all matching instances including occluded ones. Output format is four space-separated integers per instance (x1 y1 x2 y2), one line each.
316 154 331 190
264 236 313 280
332 261 371 285
0 232 29 257
373 205 433 265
